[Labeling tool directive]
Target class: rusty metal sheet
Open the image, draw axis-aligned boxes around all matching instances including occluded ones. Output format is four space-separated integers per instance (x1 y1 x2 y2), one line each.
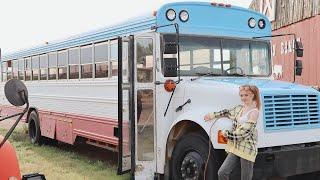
271 15 320 87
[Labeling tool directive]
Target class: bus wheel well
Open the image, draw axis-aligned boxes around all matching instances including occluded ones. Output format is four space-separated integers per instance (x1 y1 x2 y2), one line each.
166 120 209 160
26 107 39 123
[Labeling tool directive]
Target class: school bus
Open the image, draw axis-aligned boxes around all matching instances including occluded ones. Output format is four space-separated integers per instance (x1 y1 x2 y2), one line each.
1 2 319 179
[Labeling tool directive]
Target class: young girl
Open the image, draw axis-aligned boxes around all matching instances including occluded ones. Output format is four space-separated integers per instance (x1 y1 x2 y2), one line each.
204 84 260 180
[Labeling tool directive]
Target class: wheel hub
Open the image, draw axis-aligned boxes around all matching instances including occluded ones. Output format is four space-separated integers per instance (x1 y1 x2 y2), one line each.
180 151 204 179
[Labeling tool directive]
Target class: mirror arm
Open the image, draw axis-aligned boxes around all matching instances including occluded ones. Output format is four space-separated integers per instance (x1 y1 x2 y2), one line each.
0 107 26 147
174 23 181 84
0 112 24 122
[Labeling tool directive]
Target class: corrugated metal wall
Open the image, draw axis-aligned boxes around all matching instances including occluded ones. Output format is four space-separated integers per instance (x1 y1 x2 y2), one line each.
250 0 320 87
250 0 320 30
271 15 320 86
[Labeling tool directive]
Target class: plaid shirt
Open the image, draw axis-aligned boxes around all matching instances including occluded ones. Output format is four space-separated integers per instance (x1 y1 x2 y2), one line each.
208 105 258 162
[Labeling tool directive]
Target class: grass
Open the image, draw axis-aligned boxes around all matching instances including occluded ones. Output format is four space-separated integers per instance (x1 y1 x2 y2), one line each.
0 128 130 180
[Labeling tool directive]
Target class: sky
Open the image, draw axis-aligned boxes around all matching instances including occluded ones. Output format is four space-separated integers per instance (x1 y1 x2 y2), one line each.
0 0 252 54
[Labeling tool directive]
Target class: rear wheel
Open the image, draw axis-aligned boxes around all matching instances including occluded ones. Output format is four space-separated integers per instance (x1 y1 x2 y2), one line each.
170 133 221 180
28 111 42 144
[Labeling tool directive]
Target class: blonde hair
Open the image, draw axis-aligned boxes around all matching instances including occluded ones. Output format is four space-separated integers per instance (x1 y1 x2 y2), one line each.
239 84 261 110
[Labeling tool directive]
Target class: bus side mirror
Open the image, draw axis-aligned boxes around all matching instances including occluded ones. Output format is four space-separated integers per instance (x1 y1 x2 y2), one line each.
5 79 28 107
295 41 303 57
295 60 303 76
163 34 177 54
163 58 178 77
0 79 29 148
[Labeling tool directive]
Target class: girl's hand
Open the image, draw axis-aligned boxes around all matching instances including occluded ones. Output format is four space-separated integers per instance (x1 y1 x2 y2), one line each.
222 130 228 137
204 114 212 121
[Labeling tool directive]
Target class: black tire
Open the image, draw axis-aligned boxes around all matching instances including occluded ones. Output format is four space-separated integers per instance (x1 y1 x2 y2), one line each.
170 133 221 180
28 111 42 144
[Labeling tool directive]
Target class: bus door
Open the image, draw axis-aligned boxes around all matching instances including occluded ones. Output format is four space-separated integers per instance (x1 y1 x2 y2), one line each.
117 36 134 175
117 33 157 178
134 33 157 178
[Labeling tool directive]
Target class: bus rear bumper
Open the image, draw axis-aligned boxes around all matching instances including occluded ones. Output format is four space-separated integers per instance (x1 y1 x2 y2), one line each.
253 143 320 179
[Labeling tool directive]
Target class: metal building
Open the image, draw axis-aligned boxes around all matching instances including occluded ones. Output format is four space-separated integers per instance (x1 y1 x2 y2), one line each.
250 0 320 87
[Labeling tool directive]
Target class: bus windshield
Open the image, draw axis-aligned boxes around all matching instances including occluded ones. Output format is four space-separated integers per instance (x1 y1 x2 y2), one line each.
178 36 271 76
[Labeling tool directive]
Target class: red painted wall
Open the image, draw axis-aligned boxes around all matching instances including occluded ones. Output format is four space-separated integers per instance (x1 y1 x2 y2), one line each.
271 15 320 87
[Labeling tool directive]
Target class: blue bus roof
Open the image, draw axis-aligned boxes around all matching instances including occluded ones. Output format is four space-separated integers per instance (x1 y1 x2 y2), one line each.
2 2 271 61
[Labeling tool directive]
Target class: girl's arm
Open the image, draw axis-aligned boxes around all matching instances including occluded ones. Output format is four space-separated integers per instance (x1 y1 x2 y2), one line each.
204 105 243 121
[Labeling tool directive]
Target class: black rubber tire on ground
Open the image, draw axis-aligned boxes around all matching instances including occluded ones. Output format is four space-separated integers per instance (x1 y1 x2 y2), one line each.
28 111 42 144
170 133 221 180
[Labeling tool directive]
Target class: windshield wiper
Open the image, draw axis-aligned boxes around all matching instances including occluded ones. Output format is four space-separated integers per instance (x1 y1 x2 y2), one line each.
191 72 220 81
224 73 248 77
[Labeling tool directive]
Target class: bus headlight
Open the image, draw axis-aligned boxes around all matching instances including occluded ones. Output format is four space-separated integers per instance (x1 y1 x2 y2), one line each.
166 9 176 21
258 19 266 29
179 10 189 22
248 18 256 28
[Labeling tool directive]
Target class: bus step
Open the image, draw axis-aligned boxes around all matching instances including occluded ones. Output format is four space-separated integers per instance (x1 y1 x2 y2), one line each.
86 139 117 152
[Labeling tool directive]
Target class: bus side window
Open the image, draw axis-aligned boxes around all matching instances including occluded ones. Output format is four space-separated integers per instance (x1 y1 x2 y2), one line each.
81 45 93 79
180 51 191 71
6 60 12 80
18 58 24 80
25 57 32 81
110 40 118 77
48 52 57 80
12 60 19 79
222 50 231 70
2 62 7 82
94 41 108 78
193 49 210 69
251 42 269 75
69 47 80 79
32 55 40 81
137 38 153 83
137 89 154 161
40 54 48 80
58 50 68 79
122 42 128 82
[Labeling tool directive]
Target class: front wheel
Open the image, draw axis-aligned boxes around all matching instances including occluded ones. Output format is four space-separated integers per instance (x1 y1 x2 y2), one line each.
170 133 221 180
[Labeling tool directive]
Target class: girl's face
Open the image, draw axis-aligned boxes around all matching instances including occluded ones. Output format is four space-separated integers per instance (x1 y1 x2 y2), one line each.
239 90 254 105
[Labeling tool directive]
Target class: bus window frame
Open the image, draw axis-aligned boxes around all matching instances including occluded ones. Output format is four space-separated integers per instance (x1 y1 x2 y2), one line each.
110 39 119 78
31 55 40 81
12 59 19 79
94 41 109 79
18 58 25 80
2 61 7 82
39 54 49 81
48 51 58 81
24 57 32 81
57 49 68 80
80 44 94 79
68 46 80 80
161 34 272 78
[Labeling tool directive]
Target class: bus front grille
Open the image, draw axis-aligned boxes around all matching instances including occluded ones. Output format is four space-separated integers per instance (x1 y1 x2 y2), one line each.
263 94 320 131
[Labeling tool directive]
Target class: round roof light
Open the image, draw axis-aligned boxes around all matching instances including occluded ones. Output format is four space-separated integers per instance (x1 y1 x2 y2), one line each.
248 18 256 28
258 19 266 29
166 9 176 21
179 10 189 22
